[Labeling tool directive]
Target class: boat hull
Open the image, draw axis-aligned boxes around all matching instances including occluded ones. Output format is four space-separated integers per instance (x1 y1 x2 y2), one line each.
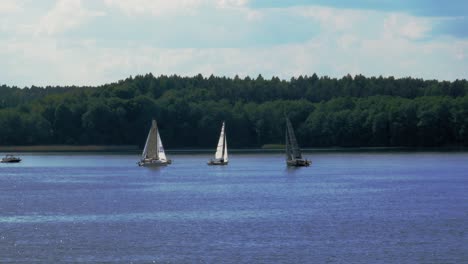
207 160 228 166
138 159 171 167
287 159 311 167
1 159 21 163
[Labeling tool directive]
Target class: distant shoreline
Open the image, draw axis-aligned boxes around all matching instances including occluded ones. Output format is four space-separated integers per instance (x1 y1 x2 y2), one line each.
0 145 466 153
0 145 139 152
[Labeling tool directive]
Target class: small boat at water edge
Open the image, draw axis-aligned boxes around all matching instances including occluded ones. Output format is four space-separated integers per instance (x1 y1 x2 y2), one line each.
285 117 311 167
138 119 171 167
287 159 311 167
208 121 228 166
1 154 22 163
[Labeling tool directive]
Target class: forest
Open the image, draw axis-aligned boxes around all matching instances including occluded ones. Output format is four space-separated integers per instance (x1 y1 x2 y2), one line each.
0 73 467 148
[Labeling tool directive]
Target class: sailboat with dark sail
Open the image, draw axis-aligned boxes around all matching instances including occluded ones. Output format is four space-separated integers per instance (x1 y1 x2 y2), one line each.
138 119 171 167
208 121 228 165
285 117 311 167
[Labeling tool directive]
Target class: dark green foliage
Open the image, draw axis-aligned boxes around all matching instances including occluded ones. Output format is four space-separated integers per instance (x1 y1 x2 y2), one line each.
0 74 467 148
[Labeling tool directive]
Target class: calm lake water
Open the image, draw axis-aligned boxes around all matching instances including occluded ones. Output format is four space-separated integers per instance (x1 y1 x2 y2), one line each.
0 152 467 263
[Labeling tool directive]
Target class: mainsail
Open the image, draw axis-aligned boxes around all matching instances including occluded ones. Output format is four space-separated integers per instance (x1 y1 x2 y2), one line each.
142 120 158 159
215 122 226 160
286 117 302 160
157 130 167 161
223 130 228 162
285 126 293 161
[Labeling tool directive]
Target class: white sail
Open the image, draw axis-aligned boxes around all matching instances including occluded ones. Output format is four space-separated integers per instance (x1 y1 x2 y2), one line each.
139 119 171 167
157 130 167 161
214 122 225 160
142 120 158 159
223 133 228 162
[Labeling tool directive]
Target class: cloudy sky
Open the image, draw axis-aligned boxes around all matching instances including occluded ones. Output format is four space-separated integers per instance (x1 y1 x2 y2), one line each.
1 0 467 87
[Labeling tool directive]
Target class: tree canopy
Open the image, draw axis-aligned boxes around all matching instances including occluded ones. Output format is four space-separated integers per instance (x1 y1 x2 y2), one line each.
0 74 467 148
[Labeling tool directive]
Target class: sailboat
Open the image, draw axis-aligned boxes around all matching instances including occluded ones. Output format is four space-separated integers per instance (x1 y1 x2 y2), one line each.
138 119 171 167
285 117 311 167
208 121 228 165
1 154 21 163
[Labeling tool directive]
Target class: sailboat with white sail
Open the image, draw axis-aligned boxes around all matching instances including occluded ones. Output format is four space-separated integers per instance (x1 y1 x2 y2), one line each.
285 117 311 167
208 121 228 165
138 119 171 167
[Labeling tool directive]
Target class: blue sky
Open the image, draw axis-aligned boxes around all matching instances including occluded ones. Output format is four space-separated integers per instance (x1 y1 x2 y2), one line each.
0 0 467 86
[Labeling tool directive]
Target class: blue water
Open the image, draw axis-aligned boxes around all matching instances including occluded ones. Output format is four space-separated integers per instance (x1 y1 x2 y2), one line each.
0 152 467 263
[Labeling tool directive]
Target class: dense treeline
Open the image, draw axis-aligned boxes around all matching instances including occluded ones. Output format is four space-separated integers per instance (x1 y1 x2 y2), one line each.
0 85 88 109
0 74 467 148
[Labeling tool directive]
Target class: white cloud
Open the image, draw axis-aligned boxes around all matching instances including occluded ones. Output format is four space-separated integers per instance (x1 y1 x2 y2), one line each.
453 41 468 61
337 34 358 50
103 0 249 16
2 32 467 87
383 14 432 40
246 9 263 21
0 0 22 32
299 5 364 32
0 0 21 13
455 49 465 60
35 0 104 35
1 1 467 87
104 0 202 16
216 0 249 8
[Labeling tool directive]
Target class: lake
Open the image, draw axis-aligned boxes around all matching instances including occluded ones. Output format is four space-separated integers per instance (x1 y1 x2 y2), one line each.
0 152 467 263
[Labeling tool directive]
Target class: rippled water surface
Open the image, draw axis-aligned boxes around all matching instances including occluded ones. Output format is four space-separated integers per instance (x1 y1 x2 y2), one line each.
0 152 467 263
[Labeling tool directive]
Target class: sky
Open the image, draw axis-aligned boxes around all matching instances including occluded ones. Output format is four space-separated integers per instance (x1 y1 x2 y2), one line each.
0 0 467 87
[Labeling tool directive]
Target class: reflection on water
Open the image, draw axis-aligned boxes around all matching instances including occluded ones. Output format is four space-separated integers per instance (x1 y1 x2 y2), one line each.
0 209 289 224
0 152 467 263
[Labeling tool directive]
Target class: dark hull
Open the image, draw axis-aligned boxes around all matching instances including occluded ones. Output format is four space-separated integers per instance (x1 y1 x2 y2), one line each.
1 159 21 163
287 159 311 167
1 156 21 163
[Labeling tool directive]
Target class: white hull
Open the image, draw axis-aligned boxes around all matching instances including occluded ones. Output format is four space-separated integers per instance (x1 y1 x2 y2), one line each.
207 160 228 166
138 159 171 167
